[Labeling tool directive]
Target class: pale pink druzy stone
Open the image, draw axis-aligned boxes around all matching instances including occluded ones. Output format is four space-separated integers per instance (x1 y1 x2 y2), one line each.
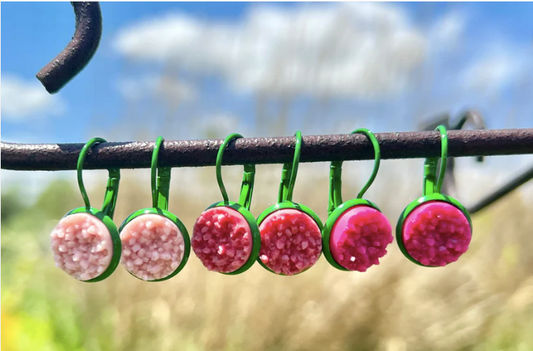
192 207 253 273
403 201 471 266
50 213 114 281
120 214 185 281
330 206 393 272
259 209 322 275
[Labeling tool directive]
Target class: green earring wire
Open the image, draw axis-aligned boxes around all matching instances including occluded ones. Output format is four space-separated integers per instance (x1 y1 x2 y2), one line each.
119 137 190 281
322 129 393 272
49 137 121 282
396 125 473 267
327 128 381 215
256 131 324 276
191 133 261 275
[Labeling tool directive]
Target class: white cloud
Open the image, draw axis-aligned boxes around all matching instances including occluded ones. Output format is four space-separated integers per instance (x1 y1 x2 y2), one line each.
1 75 66 121
194 112 246 138
117 75 196 103
0 132 49 144
462 50 529 95
429 12 466 52
113 3 428 99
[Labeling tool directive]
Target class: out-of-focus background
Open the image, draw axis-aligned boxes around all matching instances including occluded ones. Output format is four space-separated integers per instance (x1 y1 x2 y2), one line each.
2 2 533 350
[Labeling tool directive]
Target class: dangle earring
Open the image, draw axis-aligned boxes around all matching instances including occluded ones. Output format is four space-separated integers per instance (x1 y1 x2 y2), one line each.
322 129 393 272
397 125 472 267
257 131 323 276
192 133 261 274
50 138 121 282
119 137 190 281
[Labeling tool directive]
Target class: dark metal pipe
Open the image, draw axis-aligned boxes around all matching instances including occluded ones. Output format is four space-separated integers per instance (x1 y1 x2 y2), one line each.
2 129 532 171
36 2 102 94
468 166 533 214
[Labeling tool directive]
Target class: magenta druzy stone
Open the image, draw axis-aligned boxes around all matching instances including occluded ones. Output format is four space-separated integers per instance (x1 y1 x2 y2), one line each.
402 201 471 266
330 205 393 272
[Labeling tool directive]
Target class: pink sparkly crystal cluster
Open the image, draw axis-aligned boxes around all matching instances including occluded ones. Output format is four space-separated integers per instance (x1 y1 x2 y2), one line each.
192 207 253 273
259 209 322 275
402 201 471 266
50 213 113 281
120 214 185 281
330 206 393 272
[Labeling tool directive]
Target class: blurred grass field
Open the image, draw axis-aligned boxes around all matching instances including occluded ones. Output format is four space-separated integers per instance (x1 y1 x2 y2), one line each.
2 162 533 351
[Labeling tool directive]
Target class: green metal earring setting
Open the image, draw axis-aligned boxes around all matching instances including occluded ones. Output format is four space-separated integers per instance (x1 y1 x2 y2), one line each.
257 131 324 276
119 137 190 281
50 137 122 282
396 125 472 267
322 129 393 272
191 133 261 274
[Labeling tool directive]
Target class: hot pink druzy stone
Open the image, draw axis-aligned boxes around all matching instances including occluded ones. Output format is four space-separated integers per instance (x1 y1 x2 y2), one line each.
259 209 322 275
120 214 185 281
192 207 253 273
402 201 471 266
330 205 393 272
50 213 114 281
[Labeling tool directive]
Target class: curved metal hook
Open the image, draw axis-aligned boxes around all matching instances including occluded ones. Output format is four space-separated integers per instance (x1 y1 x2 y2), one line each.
36 2 102 94
417 110 533 214
443 110 486 199
419 110 486 199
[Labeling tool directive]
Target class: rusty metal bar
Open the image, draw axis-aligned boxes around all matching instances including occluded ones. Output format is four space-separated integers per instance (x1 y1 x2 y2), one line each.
36 2 102 94
1 129 532 171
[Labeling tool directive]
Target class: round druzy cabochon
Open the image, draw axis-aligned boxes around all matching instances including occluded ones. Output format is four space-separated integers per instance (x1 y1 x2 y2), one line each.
402 201 471 266
192 207 254 273
330 205 393 272
259 209 322 275
120 214 185 281
50 213 114 281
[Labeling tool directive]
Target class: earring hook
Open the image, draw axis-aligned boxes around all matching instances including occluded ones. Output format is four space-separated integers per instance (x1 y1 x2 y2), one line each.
328 128 381 214
77 137 120 219
151 136 171 210
216 133 256 210
424 125 448 196
278 131 302 203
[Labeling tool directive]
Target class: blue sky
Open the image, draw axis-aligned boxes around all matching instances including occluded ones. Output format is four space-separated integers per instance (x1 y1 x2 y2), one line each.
2 1 532 146
2 2 296 143
2 2 533 205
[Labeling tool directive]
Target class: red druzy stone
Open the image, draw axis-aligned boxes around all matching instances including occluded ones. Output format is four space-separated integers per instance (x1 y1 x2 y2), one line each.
259 209 322 275
192 207 253 273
